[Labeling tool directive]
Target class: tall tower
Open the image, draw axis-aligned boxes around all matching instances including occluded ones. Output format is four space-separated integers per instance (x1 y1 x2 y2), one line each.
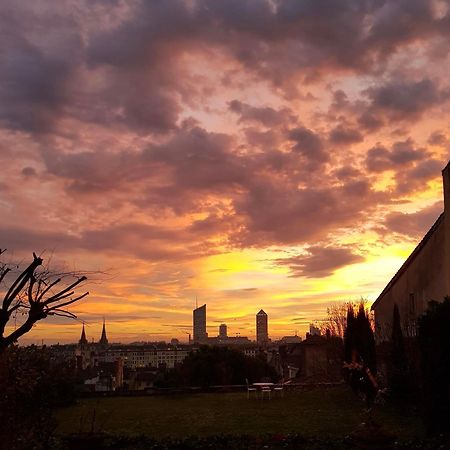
99 318 109 347
79 322 88 347
193 304 208 344
219 323 227 339
256 309 268 346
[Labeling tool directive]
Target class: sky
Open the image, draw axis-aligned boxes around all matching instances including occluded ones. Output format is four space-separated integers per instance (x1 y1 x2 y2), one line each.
1 0 450 344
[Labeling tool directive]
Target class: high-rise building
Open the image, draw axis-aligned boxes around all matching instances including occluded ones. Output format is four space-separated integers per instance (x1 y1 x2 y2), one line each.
256 309 268 345
219 323 227 339
193 304 208 343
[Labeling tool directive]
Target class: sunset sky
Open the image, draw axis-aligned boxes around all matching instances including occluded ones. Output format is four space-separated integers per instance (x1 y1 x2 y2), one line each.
1 0 450 344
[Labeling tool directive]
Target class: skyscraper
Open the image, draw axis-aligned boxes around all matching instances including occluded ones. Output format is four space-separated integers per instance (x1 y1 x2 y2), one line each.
193 304 208 343
256 309 268 345
219 323 227 339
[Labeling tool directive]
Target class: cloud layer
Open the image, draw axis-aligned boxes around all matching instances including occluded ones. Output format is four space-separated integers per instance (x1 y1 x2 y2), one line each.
1 0 450 342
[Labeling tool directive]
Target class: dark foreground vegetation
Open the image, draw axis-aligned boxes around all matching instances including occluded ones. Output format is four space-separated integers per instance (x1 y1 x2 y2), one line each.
55 433 450 450
2 299 450 449
54 387 430 449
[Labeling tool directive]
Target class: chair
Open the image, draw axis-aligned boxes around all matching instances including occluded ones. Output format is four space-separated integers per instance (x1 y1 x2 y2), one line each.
260 385 271 400
273 382 284 397
246 378 257 399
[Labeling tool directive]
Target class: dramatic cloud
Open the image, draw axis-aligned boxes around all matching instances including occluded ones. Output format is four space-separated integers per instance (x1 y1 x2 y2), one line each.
1 0 450 342
366 139 428 173
229 100 297 128
384 202 443 239
275 246 364 278
363 78 450 121
328 124 364 145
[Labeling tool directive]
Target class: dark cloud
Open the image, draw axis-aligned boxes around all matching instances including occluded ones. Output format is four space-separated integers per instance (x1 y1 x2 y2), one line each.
333 165 362 181
0 16 77 132
274 246 364 278
357 111 384 132
1 0 449 270
330 90 350 111
288 126 328 169
0 221 218 263
1 0 449 139
21 167 37 177
363 78 450 121
228 100 295 127
384 201 443 238
328 124 364 145
366 139 427 172
428 131 448 146
394 159 443 195
233 177 382 247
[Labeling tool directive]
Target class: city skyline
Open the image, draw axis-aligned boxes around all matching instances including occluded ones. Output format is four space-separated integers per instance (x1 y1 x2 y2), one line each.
1 1 450 344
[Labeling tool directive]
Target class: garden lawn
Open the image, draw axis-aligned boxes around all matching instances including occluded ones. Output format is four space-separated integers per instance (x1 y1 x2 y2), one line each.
56 387 423 440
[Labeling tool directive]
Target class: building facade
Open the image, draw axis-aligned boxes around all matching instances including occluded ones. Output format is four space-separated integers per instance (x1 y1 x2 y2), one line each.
193 304 208 344
372 162 450 340
256 309 268 345
99 346 191 369
219 323 227 339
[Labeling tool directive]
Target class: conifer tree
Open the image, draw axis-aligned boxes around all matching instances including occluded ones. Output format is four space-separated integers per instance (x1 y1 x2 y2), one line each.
344 305 355 364
389 303 407 397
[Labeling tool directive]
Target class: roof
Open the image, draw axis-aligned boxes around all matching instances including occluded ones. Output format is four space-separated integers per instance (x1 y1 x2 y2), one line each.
371 212 444 310
257 309 267 315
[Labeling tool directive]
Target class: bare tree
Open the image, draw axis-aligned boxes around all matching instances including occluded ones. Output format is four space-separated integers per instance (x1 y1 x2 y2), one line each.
320 300 374 338
0 249 89 352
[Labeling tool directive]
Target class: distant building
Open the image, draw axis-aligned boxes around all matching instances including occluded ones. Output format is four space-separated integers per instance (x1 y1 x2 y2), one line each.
210 335 252 346
99 345 191 369
279 335 302 344
219 323 227 339
193 304 208 344
256 309 268 345
372 162 450 339
309 324 321 336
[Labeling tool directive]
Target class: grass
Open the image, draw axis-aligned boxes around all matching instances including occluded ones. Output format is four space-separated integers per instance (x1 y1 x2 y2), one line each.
56 387 423 440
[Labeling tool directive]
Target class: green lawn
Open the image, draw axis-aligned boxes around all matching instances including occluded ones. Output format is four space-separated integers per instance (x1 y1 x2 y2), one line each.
56 387 423 440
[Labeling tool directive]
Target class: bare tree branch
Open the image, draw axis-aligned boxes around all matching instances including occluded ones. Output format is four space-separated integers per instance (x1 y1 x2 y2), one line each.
2 255 43 311
46 292 89 312
36 277 61 302
0 266 11 284
47 310 78 319
43 276 87 305
0 250 90 352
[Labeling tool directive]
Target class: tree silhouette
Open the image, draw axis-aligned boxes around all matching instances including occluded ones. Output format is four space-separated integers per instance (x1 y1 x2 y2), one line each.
389 303 408 399
355 302 376 374
344 302 377 406
344 304 355 364
418 298 450 436
0 249 88 352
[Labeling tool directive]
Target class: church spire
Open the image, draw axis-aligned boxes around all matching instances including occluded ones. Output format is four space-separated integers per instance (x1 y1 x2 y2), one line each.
79 322 88 346
99 317 108 347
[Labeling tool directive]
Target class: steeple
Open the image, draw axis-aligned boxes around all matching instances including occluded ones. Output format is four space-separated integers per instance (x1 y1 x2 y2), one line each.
99 317 108 347
79 322 88 346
